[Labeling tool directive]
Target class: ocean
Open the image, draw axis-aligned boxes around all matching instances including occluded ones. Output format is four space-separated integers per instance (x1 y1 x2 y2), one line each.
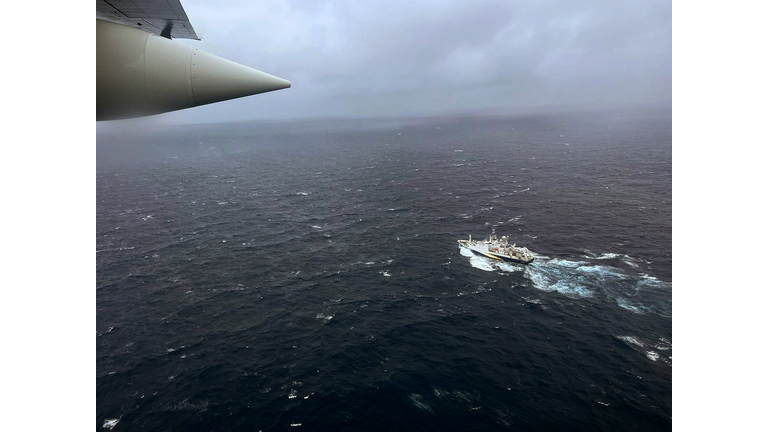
97 108 672 431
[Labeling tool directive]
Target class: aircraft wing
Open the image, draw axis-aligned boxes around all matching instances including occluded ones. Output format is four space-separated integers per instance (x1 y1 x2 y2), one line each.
96 0 200 40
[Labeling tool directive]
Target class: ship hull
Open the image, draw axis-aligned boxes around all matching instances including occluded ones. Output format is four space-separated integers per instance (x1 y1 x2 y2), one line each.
465 245 534 265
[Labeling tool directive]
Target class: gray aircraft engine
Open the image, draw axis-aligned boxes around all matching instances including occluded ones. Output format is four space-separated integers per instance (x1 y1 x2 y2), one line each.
96 19 290 121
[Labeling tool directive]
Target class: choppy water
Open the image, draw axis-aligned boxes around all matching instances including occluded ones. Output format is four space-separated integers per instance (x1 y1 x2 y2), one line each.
97 109 671 431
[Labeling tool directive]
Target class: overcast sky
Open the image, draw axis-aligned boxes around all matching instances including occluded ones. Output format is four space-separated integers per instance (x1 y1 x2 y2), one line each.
153 0 671 124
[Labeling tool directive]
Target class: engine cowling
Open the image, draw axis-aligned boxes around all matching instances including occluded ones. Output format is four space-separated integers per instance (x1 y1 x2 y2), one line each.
96 19 291 121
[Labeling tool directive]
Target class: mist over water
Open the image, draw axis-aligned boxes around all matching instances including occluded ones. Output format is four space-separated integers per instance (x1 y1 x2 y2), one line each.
97 109 671 431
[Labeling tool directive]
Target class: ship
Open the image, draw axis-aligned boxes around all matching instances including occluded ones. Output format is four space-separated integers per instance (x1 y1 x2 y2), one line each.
458 228 534 265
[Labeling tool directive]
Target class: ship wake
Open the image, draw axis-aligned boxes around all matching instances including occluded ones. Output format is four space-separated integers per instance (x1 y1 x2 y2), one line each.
459 247 671 316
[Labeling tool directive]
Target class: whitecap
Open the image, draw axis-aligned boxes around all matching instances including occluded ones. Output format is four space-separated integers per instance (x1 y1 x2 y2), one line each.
433 388 449 398
616 298 645 314
102 419 119 429
408 393 432 412
616 336 670 364
615 335 644 348
593 252 621 260
622 257 641 268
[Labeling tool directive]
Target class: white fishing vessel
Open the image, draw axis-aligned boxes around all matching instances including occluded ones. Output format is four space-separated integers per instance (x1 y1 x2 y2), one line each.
458 228 534 265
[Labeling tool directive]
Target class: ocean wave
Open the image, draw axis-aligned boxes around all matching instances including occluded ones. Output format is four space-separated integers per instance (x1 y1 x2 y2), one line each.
582 251 644 268
616 298 645 314
615 335 672 365
409 393 433 412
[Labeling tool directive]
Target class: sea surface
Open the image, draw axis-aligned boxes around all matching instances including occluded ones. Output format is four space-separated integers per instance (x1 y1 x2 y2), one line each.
97 109 672 431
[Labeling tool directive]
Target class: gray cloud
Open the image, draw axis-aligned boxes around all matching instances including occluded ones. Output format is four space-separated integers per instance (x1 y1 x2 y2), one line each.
151 0 671 123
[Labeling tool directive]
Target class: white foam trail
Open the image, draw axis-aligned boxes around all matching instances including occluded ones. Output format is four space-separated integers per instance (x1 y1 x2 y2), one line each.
583 251 643 269
102 419 119 429
546 258 587 268
575 264 626 279
550 280 593 298
495 261 524 273
460 247 670 311
524 263 593 298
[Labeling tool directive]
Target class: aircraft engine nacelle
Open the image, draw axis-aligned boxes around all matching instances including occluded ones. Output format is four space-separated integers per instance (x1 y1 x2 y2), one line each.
96 19 291 121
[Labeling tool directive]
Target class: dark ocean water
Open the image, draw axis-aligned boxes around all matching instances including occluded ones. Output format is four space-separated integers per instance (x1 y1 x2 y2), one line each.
97 109 672 431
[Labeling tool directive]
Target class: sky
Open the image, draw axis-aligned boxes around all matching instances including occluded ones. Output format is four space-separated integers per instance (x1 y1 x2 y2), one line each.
6 2 768 430
145 0 673 124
